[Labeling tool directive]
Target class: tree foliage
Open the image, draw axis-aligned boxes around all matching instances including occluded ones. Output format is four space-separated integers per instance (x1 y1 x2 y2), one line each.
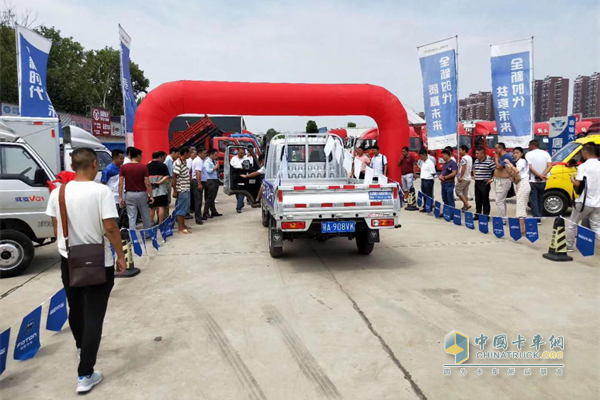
0 9 149 117
305 120 318 133
264 128 278 147
347 122 356 128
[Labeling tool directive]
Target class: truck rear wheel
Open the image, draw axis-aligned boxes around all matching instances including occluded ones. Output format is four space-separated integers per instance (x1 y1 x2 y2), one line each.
356 231 374 255
262 207 270 228
268 217 283 258
0 230 35 278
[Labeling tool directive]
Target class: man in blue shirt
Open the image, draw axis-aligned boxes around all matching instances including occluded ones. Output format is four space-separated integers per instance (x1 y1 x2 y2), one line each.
100 149 126 225
202 149 222 218
439 149 458 207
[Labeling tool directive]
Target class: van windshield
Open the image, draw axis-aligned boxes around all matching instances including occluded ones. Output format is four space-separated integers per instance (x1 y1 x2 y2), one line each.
551 141 581 163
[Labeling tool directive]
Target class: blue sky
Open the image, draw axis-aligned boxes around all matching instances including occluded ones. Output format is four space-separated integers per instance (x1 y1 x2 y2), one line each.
14 0 600 132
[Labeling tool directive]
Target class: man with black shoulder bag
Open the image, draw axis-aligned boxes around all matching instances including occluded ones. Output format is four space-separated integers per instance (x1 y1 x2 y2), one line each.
566 142 600 252
46 148 127 394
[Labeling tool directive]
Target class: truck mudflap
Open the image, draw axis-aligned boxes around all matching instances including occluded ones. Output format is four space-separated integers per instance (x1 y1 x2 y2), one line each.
270 224 284 247
367 229 380 243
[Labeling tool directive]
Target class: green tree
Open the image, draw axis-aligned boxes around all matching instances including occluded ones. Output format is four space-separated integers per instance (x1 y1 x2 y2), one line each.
264 128 278 146
305 120 318 133
347 122 356 128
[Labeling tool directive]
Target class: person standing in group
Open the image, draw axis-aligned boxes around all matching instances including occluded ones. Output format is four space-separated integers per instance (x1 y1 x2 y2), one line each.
147 151 170 225
417 149 436 212
186 147 198 219
493 142 514 218
439 149 457 207
45 148 126 393
525 139 552 221
230 147 254 213
241 154 267 207
505 147 531 234
353 146 371 179
369 145 387 179
444 146 457 162
172 146 193 234
398 146 416 199
203 149 222 218
566 142 600 252
456 145 473 211
472 147 495 219
100 149 126 226
164 147 179 206
191 147 206 225
118 148 153 231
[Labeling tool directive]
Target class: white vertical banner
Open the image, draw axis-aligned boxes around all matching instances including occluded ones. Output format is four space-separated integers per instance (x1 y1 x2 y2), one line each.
417 37 458 150
490 38 533 148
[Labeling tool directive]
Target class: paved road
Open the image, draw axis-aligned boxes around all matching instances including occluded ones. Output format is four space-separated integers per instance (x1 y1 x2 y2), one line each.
1 187 598 400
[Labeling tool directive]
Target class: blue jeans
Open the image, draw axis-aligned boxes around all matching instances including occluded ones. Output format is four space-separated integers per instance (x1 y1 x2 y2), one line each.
174 191 191 216
421 179 434 201
236 194 245 211
441 183 455 207
529 181 545 218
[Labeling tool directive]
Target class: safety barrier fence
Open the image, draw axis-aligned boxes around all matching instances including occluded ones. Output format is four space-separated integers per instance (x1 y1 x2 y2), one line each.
409 189 597 259
0 215 176 376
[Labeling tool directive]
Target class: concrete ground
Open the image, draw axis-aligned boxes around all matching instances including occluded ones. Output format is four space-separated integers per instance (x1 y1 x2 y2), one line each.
1 183 598 400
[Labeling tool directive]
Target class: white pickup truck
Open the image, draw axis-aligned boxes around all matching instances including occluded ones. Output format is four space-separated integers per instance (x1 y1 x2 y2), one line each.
224 133 401 257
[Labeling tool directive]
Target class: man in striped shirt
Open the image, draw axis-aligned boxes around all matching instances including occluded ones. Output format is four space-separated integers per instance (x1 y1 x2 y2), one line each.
172 146 192 234
473 147 495 218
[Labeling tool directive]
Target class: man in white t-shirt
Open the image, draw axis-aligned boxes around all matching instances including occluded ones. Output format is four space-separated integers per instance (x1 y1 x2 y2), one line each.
191 147 206 224
525 139 552 219
566 142 600 251
455 145 473 211
369 145 388 179
417 149 436 212
46 148 126 394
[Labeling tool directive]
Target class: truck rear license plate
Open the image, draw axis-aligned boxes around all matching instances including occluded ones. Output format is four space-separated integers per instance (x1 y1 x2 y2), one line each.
321 221 356 233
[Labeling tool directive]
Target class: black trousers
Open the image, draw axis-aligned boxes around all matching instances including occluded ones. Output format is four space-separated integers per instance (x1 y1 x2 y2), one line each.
191 179 204 223
203 179 219 216
61 257 114 377
474 180 491 215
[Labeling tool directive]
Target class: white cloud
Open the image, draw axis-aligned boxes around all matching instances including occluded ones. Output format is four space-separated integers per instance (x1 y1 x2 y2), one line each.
12 0 600 132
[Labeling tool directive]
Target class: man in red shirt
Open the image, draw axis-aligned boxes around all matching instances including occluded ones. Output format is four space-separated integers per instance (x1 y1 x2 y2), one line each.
118 147 154 231
398 146 416 199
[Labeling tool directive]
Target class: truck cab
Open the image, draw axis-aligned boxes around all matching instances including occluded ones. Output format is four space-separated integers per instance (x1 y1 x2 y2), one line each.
0 122 56 278
61 125 113 183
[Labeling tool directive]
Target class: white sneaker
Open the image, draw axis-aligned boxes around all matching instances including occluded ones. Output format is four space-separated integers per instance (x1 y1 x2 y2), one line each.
76 371 102 393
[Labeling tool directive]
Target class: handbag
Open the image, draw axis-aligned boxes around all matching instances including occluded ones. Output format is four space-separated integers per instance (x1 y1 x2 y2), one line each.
59 182 107 287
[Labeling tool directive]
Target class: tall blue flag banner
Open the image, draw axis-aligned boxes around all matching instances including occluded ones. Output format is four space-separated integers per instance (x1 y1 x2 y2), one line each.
16 24 56 118
434 201 441 218
14 305 42 361
525 218 539 243
508 218 522 241
492 217 505 238
425 196 433 213
490 38 533 148
479 214 489 234
119 25 137 147
549 116 576 156
465 211 475 229
46 288 68 332
576 226 595 257
0 328 9 376
417 37 458 150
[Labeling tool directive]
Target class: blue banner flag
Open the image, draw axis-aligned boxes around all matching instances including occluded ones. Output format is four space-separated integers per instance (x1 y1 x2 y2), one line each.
549 116 576 156
417 191 423 207
14 305 42 361
508 218 522 241
119 26 137 146
130 230 143 257
0 328 9 376
159 221 168 242
465 212 475 229
525 218 539 243
453 208 461 225
443 205 452 221
46 288 68 332
151 227 160 250
140 230 147 254
492 217 504 238
434 201 441 218
425 196 433 213
479 214 489 234
576 226 596 257
491 38 533 148
417 37 458 150
16 24 56 118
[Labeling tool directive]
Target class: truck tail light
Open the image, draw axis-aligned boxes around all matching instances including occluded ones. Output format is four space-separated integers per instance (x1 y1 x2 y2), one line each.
278 190 283 202
371 218 394 227
282 221 306 230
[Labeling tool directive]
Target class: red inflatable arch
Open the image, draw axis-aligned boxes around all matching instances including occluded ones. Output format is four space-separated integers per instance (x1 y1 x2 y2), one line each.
134 81 409 182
